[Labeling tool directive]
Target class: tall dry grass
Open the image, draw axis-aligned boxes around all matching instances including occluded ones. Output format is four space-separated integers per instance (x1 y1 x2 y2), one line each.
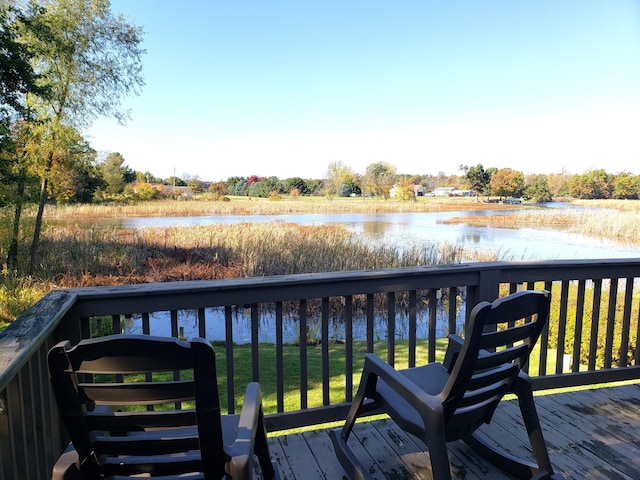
570 199 640 212
442 209 640 245
35 222 499 287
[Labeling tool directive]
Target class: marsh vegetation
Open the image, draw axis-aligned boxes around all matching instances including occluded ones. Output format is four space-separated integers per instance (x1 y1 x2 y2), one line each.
2 197 639 327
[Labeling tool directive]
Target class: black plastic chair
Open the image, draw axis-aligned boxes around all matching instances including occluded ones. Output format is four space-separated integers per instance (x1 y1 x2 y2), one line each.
48 334 280 480
331 290 559 480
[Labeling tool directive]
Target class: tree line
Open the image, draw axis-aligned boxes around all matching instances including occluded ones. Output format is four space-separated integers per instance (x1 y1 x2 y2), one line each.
92 160 639 205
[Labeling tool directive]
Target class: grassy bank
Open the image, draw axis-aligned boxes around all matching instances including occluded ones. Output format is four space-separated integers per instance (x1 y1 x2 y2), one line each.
43 195 522 218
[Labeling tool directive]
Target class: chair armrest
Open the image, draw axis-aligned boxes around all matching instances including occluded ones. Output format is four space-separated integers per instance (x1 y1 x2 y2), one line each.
226 382 263 476
443 334 464 372
51 443 80 480
363 354 442 414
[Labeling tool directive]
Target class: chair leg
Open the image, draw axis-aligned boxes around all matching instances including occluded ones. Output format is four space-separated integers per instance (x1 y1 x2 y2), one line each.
330 361 383 480
254 410 279 480
329 429 372 480
340 369 379 441
424 419 452 480
515 377 554 474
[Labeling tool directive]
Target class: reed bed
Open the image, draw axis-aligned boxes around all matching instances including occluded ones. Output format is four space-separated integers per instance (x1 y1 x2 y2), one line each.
442 209 640 245
43 196 520 218
35 222 498 287
570 199 640 212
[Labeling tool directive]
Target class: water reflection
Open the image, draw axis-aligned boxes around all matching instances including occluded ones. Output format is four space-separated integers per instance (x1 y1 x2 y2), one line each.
124 299 468 345
55 208 640 260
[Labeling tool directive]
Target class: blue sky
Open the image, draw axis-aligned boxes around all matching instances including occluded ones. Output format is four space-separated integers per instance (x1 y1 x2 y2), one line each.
87 1 640 181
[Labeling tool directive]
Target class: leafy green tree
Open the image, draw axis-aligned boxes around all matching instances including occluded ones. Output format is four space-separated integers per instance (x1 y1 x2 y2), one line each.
282 177 308 195
184 174 204 194
165 176 186 187
1 121 40 270
1 5 50 271
208 181 228 197
304 178 322 196
324 161 355 197
547 172 570 197
523 174 552 203
459 164 491 200
568 169 612 199
489 168 524 199
0 6 46 123
612 173 638 199
226 176 248 196
48 129 100 203
97 152 132 194
393 175 417 201
364 161 396 198
19 0 144 272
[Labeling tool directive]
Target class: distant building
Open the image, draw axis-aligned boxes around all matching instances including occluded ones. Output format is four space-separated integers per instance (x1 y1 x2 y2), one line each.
431 186 474 197
154 184 195 198
432 187 457 196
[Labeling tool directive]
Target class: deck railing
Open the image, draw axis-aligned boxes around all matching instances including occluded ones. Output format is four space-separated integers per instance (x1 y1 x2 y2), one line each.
2 259 640 479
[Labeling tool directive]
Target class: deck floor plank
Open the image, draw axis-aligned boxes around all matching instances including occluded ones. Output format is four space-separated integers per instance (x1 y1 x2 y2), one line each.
539 386 640 479
302 428 352 480
483 393 629 479
352 419 418 479
267 384 640 479
270 432 326 480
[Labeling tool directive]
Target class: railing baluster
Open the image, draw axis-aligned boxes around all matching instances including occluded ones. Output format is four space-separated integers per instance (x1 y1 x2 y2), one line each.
276 302 284 412
409 290 417 368
198 307 206 338
537 281 553 376
322 297 330 405
142 313 156 410
345 295 353 402
620 277 634 367
170 310 178 338
588 279 603 371
573 279 586 372
366 293 374 354
299 299 308 410
604 278 619 369
142 312 150 334
387 292 395 366
14 370 29 477
448 287 457 337
428 289 437 363
555 280 569 374
251 304 259 382
224 305 235 414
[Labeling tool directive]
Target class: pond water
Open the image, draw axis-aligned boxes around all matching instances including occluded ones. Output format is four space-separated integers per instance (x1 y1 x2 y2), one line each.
77 204 640 343
89 204 640 261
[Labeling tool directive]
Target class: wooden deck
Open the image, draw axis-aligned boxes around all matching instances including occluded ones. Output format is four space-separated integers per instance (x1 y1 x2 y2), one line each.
268 383 640 479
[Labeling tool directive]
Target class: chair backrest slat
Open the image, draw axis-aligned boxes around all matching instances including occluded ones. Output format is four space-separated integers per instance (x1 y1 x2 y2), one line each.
79 380 196 405
84 409 196 431
443 290 549 431
479 322 536 350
